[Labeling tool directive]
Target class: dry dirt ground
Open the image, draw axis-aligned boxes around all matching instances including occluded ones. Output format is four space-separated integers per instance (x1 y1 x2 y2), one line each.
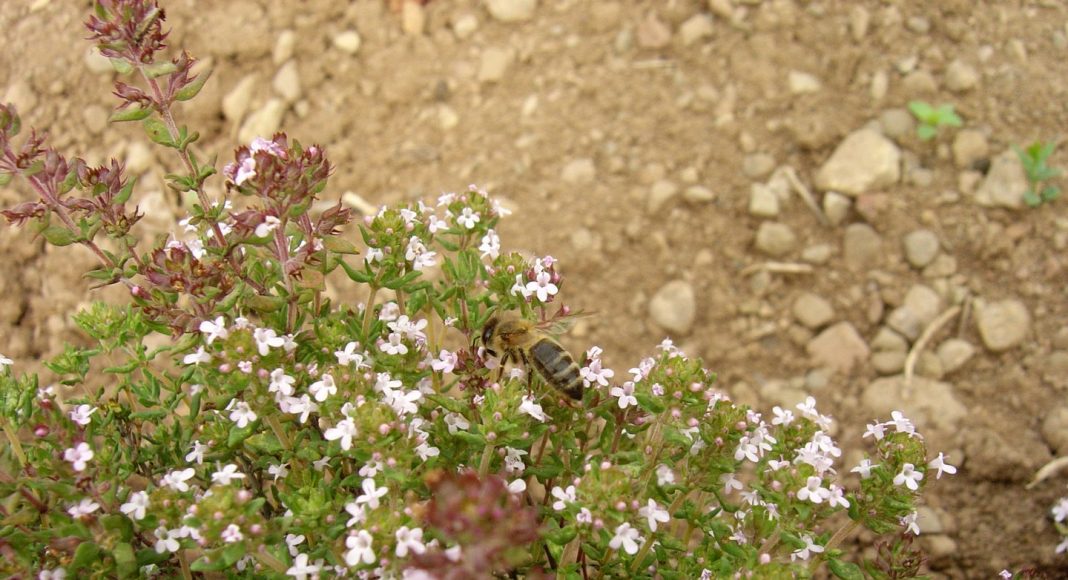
3 0 1068 577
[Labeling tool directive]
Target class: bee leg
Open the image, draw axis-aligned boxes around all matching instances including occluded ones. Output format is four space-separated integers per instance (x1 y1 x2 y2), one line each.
495 352 510 385
518 350 534 396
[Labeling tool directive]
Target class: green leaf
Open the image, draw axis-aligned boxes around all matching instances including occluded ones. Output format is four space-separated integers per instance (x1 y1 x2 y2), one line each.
916 124 937 141
1042 185 1061 201
70 541 101 573
545 525 577 545
426 394 466 414
101 514 134 542
174 68 212 101
907 100 934 121
143 61 177 78
115 177 137 204
0 172 11 187
227 423 255 447
247 294 286 313
110 58 134 75
142 118 175 148
40 226 78 246
828 557 865 580
340 259 374 283
113 542 137 578
322 236 360 254
1023 190 1042 207
635 392 666 413
109 106 153 123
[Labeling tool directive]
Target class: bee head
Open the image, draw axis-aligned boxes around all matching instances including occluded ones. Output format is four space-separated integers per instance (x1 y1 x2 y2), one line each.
480 315 500 356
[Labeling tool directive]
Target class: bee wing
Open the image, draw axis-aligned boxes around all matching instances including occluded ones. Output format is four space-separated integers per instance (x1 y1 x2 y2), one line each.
537 311 596 335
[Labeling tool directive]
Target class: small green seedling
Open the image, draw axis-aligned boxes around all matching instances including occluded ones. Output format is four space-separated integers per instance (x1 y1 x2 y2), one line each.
1014 141 1062 207
907 101 963 141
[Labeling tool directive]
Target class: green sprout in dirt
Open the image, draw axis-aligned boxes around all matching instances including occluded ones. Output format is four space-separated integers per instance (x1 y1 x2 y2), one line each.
1014 141 1062 207
907 101 962 141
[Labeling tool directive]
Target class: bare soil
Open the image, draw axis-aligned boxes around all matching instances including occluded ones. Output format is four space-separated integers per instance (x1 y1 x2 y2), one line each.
3 1 1068 577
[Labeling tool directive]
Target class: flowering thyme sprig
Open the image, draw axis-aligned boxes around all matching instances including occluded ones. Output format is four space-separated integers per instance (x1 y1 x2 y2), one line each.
0 2 958 578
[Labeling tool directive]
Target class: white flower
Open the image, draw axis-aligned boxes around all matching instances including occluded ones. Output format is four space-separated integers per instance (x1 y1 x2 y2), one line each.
183 346 211 365
253 327 285 356
508 479 528 494
229 400 258 428
0 354 12 369
154 527 181 554
639 499 670 532
444 412 470 434
120 491 150 520
827 485 850 509
68 498 101 518
199 316 229 344
356 479 388 510
335 342 368 368
69 404 96 426
796 396 819 419
790 534 824 561
851 458 878 479
255 215 281 238
479 230 500 260
927 452 957 479
504 447 528 474
395 526 427 558
551 485 576 511
345 530 376 566
510 274 533 298
325 417 359 451
160 468 196 492
269 368 296 397
385 388 423 417
415 442 439 461
309 373 338 402
656 464 675 486
525 270 558 302
888 410 917 436
797 476 830 504
771 406 794 426
721 473 743 494
609 522 642 555
609 382 637 409
518 395 548 422
863 421 887 440
457 207 480 229
63 442 94 472
221 523 244 543
286 533 306 556
900 511 921 535
212 464 246 486
286 553 321 580
185 440 209 465
37 568 66 580
285 394 318 424
580 357 615 388
431 350 458 374
345 502 367 527
894 463 924 491
380 332 409 356
269 463 289 482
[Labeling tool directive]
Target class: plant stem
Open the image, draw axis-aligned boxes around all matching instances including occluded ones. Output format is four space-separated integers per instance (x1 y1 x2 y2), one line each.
1 420 26 468
361 285 379 338
478 443 495 476
265 415 292 450
253 546 289 574
178 550 192 580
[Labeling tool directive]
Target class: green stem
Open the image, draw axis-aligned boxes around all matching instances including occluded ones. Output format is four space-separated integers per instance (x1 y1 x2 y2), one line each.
1 421 26 468
361 285 380 338
265 415 292 451
253 545 289 574
478 443 495 476
810 519 861 573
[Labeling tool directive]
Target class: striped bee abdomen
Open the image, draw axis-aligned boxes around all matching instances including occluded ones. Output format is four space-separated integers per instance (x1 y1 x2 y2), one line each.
529 338 583 400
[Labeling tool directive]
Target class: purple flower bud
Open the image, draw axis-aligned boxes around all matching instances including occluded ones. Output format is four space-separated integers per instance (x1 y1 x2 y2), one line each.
600 461 611 470
218 363 231 373
386 457 397 468
34 424 49 437
486 432 497 442
237 490 252 503
615 501 626 511
214 511 225 520
250 524 263 535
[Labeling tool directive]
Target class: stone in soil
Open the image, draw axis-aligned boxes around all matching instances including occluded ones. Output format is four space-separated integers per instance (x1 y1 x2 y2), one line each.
903 229 940 268
333 31 362 55
1041 406 1068 455
754 222 796 257
842 223 883 270
807 322 870 373
748 184 780 218
974 150 1028 209
975 298 1031 352
649 280 696 335
937 338 976 374
815 128 901 196
822 192 851 226
561 158 596 185
952 129 989 169
793 293 835 330
485 0 537 22
886 284 943 341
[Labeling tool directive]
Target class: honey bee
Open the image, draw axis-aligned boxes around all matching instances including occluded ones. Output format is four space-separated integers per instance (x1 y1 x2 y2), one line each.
480 314 583 400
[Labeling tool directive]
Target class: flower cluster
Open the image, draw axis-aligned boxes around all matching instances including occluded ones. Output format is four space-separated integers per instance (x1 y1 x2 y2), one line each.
0 2 960 578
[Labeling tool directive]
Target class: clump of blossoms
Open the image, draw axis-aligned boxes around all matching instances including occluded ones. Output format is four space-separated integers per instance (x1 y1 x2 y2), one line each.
0 1 956 578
